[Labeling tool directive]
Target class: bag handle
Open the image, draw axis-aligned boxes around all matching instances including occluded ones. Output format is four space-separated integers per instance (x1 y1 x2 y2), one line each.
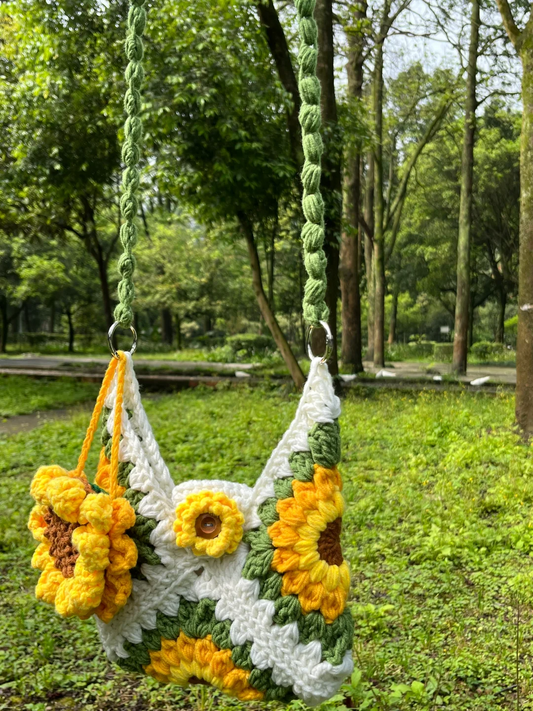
75 352 127 500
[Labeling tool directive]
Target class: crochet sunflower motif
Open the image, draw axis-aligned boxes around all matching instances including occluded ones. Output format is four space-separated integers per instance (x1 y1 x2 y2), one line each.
269 463 350 623
145 632 263 701
174 491 245 557
28 464 137 621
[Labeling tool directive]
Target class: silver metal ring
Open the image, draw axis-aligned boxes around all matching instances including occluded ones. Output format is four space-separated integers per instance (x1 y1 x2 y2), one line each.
108 321 138 359
307 320 334 364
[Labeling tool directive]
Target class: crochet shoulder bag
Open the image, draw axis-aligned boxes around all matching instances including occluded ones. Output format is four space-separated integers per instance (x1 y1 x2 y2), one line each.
27 0 354 706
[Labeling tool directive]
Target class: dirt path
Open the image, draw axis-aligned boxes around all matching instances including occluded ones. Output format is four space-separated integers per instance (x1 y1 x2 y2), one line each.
0 407 86 436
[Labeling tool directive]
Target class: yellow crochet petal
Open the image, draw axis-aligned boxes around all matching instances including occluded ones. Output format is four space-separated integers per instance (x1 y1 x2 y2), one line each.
79 493 113 533
322 564 341 591
30 465 69 505
47 477 86 523
35 562 63 604
28 504 49 542
31 542 51 571
309 559 329 583
72 527 110 571
109 497 136 535
320 585 348 623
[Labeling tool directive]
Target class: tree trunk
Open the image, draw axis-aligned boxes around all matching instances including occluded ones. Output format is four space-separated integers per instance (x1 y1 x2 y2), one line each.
496 289 506 343
372 37 386 368
175 315 182 351
66 308 75 353
162 308 173 345
0 297 8 353
267 215 277 311
340 0 366 373
239 214 305 388
388 285 399 345
255 0 303 169
516 45 533 434
50 301 55 334
452 0 479 375
94 248 114 329
364 154 375 361
315 0 341 377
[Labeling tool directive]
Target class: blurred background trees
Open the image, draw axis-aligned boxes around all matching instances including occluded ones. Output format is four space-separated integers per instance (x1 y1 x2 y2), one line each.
0 0 526 405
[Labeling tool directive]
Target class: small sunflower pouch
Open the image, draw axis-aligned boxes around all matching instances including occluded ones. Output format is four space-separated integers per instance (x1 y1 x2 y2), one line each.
28 0 353 704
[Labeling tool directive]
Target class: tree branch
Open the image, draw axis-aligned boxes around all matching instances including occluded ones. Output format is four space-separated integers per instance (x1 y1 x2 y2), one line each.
495 0 523 50
385 98 451 233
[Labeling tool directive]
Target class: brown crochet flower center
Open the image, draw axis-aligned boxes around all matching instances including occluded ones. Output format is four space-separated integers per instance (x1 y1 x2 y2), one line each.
44 508 79 578
189 676 210 686
317 517 343 566
195 513 222 540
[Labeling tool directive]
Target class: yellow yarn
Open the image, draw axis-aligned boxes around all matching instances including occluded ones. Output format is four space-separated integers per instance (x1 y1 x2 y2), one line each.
47 477 87 523
144 633 263 701
268 464 350 623
28 461 137 621
173 491 244 558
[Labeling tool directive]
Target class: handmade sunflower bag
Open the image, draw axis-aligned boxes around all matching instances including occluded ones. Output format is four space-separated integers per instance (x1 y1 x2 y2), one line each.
27 0 354 705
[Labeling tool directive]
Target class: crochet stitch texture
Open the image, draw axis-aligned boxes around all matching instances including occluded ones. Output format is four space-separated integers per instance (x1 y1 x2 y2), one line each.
28 354 353 705
98 354 352 705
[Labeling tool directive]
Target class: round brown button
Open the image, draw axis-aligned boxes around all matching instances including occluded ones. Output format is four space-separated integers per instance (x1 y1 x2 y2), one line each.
195 513 222 539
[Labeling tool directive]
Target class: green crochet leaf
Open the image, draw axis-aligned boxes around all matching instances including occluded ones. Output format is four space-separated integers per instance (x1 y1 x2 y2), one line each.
289 450 315 481
308 420 341 468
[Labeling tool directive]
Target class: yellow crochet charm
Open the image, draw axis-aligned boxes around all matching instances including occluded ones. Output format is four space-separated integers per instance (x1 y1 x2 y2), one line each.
27 353 138 622
174 491 245 558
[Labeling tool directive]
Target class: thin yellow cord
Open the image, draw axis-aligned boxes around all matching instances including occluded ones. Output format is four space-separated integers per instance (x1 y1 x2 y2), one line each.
75 357 119 478
109 352 127 500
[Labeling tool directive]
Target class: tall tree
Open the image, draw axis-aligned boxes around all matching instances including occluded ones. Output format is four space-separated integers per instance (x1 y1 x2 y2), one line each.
495 0 533 435
340 0 368 372
147 0 305 387
452 0 480 374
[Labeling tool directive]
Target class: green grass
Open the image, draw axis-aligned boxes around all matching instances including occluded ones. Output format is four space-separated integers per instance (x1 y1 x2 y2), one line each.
1 384 533 709
0 376 99 418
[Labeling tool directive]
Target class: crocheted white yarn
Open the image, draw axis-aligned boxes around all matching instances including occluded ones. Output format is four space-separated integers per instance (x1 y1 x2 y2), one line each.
96 354 352 706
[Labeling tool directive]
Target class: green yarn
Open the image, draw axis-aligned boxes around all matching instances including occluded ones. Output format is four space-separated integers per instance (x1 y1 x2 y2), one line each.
114 0 147 328
122 639 151 668
210 620 233 650
231 641 254 671
259 571 283 600
308 420 341 468
273 595 302 626
295 0 328 326
273 477 294 500
156 610 180 640
117 602 297 700
298 608 354 665
142 627 162 652
257 498 279 526
118 461 134 487
242 547 274 579
289 450 315 481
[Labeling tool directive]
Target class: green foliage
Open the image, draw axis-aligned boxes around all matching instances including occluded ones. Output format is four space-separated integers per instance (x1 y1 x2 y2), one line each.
433 342 454 362
470 341 507 361
225 334 276 358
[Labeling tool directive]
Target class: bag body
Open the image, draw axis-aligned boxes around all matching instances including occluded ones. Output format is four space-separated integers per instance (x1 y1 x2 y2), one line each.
29 354 353 705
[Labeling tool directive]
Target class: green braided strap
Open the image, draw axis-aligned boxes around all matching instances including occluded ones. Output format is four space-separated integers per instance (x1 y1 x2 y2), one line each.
296 0 329 327
114 0 147 329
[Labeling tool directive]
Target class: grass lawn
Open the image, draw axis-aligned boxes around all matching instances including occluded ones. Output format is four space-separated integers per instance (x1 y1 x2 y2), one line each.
1 379 533 710
0 376 99 419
